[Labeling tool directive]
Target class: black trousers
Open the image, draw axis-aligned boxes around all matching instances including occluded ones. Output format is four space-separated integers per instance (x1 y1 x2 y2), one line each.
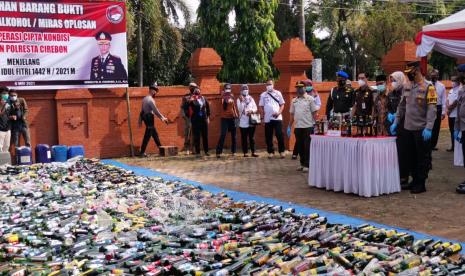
140 113 161 154
449 117 456 150
240 127 256 154
216 118 237 154
431 105 442 149
462 131 465 168
399 129 431 189
294 127 313 168
265 120 285 154
192 118 209 154
292 141 299 157
397 122 410 182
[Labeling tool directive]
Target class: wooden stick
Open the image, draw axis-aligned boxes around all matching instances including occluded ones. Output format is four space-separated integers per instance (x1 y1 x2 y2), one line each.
125 87 135 157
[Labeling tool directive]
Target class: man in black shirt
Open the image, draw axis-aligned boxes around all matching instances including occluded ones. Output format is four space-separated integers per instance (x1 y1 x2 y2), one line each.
326 70 355 119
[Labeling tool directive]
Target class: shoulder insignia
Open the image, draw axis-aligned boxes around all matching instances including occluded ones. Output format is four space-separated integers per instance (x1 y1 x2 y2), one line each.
426 85 437 105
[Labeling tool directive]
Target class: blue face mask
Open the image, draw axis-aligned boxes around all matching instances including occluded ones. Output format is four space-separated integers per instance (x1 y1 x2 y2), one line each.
377 84 386 93
306 86 313 92
1 94 8 101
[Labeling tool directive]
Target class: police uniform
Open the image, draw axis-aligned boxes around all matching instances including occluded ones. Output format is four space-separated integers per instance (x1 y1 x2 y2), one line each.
394 62 437 193
90 32 128 81
325 76 355 118
290 82 318 169
354 86 375 117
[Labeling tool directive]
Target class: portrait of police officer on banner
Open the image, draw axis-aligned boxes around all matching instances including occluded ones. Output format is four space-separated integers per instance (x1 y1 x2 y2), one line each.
90 31 128 81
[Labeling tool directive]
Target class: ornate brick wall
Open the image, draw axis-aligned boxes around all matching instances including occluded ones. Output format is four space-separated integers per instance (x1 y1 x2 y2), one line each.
15 40 452 159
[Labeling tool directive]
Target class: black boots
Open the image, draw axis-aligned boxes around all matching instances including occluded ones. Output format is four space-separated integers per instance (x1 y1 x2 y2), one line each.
410 178 426 194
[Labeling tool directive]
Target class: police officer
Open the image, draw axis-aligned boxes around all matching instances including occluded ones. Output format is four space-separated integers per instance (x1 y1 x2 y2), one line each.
138 82 169 157
290 81 318 172
90 31 128 81
352 72 375 136
453 64 465 194
325 71 355 119
180 82 198 154
391 61 437 193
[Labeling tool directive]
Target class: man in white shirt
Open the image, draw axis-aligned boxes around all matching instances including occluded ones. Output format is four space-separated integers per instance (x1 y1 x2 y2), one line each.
290 82 318 172
447 76 460 152
430 69 446 150
259 79 286 158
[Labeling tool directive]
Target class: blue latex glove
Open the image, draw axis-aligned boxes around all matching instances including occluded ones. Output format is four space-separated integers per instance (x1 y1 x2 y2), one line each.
422 128 432 141
287 125 291 138
387 113 395 123
390 123 397 136
454 129 460 142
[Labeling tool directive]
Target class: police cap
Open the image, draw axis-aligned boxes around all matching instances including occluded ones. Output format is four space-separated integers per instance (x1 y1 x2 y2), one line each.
404 61 420 73
95 31 112 44
295 81 305 88
336 70 349 79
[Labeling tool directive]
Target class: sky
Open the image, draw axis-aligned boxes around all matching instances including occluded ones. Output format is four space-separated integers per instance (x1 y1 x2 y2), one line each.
182 0 329 39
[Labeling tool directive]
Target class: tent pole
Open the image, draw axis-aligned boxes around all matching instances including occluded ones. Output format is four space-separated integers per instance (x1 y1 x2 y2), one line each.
421 56 428 76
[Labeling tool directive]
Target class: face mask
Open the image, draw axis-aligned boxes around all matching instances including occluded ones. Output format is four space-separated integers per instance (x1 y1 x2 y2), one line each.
1 94 8 101
297 88 305 96
452 82 459 88
391 81 399 90
224 89 231 94
10 96 17 101
306 86 313 92
407 71 415 81
357 79 366 87
338 80 346 87
266 85 273 92
377 84 386 93
241 90 249 96
431 77 438 83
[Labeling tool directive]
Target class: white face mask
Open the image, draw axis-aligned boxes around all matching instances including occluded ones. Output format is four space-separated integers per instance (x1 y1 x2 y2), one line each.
266 85 273 92
357 79 366 87
241 90 249 96
224 89 231 94
392 81 399 89
10 96 17 101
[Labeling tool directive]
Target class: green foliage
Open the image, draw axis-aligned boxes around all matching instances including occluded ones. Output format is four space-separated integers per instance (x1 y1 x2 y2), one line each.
198 0 281 83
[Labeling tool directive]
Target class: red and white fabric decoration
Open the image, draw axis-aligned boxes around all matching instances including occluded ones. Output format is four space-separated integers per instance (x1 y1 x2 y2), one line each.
416 9 465 58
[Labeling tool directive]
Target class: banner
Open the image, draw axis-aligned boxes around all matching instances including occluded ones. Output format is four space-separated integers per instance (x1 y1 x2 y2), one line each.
0 1 128 90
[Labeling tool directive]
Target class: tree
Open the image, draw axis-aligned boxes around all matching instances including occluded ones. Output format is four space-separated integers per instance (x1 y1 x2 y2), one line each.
198 0 281 83
315 0 366 80
126 0 190 86
357 2 424 62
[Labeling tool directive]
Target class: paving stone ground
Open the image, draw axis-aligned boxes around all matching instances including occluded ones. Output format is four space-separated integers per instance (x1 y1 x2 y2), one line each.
117 131 465 242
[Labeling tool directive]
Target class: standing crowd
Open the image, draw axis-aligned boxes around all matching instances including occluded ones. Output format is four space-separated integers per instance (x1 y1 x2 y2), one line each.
0 87 31 155
139 62 465 194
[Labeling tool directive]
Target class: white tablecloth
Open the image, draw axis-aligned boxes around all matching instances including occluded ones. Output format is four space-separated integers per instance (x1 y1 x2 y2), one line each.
309 135 401 197
454 140 463 167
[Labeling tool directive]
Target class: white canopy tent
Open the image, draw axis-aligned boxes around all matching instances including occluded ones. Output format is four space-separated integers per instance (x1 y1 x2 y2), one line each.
416 9 465 59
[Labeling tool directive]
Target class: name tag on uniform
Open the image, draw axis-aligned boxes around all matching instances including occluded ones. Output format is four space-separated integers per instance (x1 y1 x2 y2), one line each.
362 102 366 109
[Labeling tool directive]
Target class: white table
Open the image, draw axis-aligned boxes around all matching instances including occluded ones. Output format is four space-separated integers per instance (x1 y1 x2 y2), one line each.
309 135 401 197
